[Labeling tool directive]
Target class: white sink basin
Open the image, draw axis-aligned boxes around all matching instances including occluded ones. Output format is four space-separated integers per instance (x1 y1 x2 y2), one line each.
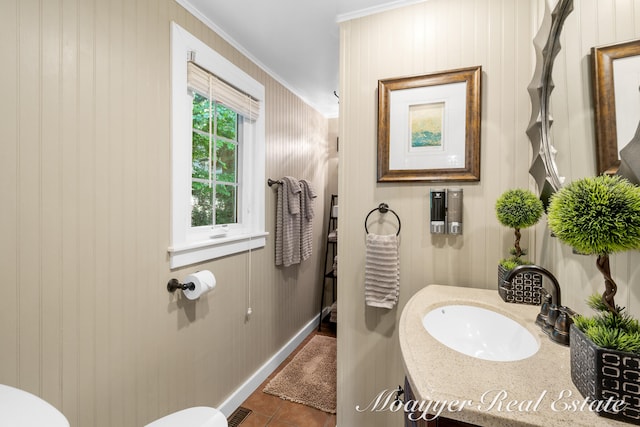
422 304 539 361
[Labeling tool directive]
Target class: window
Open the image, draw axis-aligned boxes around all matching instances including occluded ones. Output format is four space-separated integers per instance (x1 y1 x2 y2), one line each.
169 22 266 269
191 89 240 228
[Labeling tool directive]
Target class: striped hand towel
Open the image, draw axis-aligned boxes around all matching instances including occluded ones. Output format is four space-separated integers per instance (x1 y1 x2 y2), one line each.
365 233 400 309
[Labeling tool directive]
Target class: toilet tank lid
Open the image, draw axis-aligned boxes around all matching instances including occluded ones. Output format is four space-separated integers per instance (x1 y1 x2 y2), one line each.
145 406 227 427
0 384 70 427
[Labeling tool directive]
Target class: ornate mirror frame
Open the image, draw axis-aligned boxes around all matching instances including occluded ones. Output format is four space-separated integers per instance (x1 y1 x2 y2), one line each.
592 39 640 175
527 0 573 206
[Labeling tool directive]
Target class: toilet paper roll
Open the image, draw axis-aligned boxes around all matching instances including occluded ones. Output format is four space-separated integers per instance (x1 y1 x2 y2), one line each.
182 270 216 300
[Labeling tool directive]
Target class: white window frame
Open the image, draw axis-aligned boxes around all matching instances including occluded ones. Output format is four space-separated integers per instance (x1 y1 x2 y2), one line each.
169 22 267 269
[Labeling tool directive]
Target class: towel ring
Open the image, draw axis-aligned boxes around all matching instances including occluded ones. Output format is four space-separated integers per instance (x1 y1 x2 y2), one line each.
364 203 401 236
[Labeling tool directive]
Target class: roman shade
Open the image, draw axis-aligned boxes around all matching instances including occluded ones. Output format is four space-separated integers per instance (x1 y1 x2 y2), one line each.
187 61 260 121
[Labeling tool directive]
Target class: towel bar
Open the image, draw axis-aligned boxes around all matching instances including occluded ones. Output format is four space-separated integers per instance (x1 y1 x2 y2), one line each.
364 203 401 236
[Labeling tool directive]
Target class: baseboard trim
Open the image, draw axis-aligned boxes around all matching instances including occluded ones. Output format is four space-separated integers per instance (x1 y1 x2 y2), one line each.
218 307 331 417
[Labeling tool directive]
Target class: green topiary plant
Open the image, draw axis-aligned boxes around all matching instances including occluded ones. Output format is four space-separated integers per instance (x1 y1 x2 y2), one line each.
495 188 544 269
549 175 640 420
572 295 640 353
547 174 640 317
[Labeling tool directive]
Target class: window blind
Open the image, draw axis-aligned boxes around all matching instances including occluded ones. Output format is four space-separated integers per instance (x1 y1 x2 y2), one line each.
187 61 260 121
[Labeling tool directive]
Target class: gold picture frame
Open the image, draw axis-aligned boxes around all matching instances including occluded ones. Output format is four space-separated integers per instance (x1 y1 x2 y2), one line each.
592 39 640 175
377 66 482 182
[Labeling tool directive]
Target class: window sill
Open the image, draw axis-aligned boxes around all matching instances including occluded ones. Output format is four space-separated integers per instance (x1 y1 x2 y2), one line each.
168 231 268 269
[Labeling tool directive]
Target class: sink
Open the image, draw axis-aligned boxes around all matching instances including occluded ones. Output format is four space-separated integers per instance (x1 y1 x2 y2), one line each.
422 304 539 361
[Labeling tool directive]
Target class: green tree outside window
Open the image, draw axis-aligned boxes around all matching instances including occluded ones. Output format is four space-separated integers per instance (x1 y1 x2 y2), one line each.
191 93 239 227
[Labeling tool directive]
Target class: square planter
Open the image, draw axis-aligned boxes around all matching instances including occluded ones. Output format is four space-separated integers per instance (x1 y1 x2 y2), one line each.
570 324 640 424
497 264 542 305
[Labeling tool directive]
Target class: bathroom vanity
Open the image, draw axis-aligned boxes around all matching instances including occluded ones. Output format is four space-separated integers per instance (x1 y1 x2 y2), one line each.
399 285 630 426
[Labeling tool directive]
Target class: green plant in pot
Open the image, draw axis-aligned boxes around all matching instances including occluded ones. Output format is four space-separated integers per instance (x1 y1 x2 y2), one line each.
547 174 640 423
495 188 544 304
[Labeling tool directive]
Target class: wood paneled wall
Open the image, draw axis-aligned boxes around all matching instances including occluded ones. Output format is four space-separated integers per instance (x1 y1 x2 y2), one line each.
0 0 330 426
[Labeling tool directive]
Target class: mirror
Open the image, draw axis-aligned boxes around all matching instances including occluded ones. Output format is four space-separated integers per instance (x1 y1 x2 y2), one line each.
527 0 573 207
529 0 640 202
592 39 640 177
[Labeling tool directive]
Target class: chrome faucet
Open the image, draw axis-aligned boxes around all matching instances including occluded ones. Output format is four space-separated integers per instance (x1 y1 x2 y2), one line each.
501 264 574 346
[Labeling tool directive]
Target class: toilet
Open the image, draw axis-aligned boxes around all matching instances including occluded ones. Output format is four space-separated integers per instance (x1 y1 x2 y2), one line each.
145 406 228 427
0 383 226 427
0 384 70 427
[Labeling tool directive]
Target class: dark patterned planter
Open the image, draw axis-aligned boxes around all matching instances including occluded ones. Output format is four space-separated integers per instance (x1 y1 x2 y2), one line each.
497 264 542 305
570 324 640 424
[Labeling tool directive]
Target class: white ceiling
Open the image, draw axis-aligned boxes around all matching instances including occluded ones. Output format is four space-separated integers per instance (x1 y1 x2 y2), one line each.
176 0 427 117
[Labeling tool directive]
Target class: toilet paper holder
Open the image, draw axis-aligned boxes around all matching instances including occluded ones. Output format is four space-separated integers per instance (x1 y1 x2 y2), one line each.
167 270 216 300
167 278 195 293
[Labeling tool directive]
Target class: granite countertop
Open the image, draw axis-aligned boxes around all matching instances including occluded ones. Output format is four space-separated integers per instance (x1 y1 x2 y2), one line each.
399 284 630 426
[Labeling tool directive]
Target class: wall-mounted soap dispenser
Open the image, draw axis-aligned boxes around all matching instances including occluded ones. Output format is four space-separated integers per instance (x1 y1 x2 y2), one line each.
447 188 463 235
430 188 446 234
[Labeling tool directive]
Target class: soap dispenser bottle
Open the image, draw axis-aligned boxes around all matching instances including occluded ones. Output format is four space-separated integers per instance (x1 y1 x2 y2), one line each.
446 188 463 235
430 189 446 234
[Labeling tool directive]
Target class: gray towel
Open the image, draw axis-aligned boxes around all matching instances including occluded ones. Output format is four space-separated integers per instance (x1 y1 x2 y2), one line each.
300 179 316 219
275 177 301 266
275 177 316 266
300 179 316 261
283 176 301 215
365 233 400 309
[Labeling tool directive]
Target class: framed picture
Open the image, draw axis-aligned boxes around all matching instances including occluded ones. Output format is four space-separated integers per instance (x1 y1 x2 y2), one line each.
377 66 481 182
592 39 640 175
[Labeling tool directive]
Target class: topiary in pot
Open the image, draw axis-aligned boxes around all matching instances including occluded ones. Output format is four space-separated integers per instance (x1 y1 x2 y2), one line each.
547 174 640 316
495 188 544 304
547 174 640 423
496 188 544 267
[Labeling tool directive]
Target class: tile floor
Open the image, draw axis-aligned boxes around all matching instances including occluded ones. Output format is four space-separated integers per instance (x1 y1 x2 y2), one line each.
236 321 337 427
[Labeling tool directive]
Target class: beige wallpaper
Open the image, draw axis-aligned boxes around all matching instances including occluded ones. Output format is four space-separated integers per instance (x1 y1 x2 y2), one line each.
0 0 331 426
